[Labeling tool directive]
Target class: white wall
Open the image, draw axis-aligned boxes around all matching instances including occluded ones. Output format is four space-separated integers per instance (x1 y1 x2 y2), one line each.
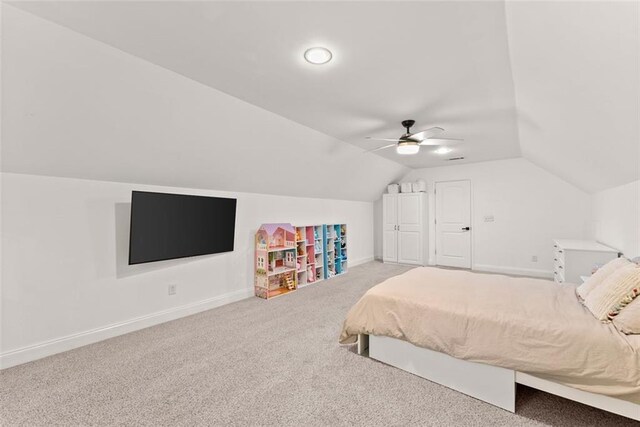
0 173 375 368
592 180 640 258
375 158 593 278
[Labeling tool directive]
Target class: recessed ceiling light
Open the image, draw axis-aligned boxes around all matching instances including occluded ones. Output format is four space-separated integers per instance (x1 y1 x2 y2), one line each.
434 147 453 155
396 143 420 155
304 47 332 65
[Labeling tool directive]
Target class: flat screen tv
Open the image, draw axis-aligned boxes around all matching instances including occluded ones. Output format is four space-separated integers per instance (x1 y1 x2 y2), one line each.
128 191 237 265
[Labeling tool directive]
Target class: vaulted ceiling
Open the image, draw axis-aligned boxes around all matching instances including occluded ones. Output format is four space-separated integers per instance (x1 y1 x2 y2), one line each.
4 1 639 194
506 1 639 192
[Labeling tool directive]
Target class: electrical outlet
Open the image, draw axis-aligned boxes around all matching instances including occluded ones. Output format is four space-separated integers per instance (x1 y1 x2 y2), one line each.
531 256 538 263
168 284 177 295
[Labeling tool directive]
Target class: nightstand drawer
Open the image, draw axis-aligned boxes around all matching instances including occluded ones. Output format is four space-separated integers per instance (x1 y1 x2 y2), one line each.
554 254 564 268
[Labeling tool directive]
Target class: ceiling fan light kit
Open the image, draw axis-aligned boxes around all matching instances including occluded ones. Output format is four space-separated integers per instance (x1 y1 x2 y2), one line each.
396 142 420 155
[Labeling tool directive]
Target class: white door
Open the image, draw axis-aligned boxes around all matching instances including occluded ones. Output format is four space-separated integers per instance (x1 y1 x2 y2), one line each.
382 194 398 263
397 193 423 265
435 181 471 268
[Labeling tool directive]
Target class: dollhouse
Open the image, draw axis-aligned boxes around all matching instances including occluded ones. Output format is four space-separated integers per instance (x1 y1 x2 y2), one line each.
255 223 298 299
255 223 347 299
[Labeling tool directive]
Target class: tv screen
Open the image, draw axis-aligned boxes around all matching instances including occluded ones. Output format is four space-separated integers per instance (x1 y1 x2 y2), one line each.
128 191 237 265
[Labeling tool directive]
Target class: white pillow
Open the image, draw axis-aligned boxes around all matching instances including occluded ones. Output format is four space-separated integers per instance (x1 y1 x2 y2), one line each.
584 263 640 321
576 257 629 301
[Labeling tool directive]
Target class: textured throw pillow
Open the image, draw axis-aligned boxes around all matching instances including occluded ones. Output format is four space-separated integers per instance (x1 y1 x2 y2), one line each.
584 264 640 321
576 257 629 301
607 287 640 320
613 297 640 334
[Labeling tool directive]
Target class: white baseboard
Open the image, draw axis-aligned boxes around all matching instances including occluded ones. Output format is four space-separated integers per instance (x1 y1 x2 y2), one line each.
349 256 375 267
473 264 553 279
0 288 253 370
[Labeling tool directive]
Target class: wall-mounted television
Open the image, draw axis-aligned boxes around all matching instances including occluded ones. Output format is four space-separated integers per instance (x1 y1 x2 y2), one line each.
128 191 237 265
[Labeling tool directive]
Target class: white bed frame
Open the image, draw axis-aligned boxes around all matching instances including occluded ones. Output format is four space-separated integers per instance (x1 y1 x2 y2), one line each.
358 334 639 421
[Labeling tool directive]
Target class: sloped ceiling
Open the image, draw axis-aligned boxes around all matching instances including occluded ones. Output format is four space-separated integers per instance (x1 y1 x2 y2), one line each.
5 1 522 169
3 1 639 194
1 4 408 202
506 1 639 192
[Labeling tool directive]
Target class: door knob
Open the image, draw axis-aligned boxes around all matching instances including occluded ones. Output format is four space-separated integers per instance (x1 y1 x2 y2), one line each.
461 227 470 231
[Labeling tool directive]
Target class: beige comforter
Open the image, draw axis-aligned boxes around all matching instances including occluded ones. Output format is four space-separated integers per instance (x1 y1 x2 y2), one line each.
340 267 640 403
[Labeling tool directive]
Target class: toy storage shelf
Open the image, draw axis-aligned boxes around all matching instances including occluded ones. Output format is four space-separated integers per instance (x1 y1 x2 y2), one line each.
255 223 347 299
295 225 322 288
326 224 348 279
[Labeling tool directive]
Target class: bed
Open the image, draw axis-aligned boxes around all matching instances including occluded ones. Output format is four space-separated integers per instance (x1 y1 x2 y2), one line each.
339 267 640 421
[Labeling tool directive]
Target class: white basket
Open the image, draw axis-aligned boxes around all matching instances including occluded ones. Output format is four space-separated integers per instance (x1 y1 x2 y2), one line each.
412 180 427 192
387 184 400 194
400 182 413 193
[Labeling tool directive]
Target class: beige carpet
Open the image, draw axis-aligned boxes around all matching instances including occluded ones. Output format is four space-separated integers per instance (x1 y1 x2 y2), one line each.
0 261 636 426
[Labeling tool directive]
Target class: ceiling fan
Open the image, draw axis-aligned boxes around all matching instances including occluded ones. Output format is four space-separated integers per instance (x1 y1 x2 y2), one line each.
365 120 463 155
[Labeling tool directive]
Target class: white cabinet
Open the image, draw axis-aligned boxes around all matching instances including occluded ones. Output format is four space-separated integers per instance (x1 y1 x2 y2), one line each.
383 193 427 265
553 239 619 284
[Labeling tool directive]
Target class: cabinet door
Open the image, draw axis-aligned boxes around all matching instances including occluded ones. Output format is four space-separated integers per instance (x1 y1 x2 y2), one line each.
383 229 398 262
397 193 423 265
382 194 398 263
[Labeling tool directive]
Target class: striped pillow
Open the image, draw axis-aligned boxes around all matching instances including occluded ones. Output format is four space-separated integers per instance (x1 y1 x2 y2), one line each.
584 263 640 321
607 287 640 320
576 257 629 301
613 297 640 334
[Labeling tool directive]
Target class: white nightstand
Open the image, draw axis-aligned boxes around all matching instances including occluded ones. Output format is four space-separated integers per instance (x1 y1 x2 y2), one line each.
553 239 618 284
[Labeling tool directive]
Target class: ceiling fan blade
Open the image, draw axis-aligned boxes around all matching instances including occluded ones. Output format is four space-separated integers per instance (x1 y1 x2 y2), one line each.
365 137 400 143
364 143 396 153
408 127 444 141
419 138 464 146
